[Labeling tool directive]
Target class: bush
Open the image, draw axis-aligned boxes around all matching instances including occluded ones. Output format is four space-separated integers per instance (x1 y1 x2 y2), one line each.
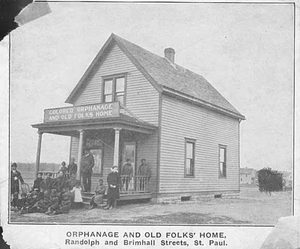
257 167 283 193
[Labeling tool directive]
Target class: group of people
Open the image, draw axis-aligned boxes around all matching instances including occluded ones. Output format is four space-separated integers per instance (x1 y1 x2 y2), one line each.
11 163 84 215
10 148 151 213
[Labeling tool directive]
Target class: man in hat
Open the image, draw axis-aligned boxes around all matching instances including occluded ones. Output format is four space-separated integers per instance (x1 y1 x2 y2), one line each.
138 159 151 191
81 148 94 192
40 172 54 194
32 172 43 192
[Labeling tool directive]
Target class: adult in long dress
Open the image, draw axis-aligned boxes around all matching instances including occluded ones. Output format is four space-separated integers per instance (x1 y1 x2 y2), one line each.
104 166 121 210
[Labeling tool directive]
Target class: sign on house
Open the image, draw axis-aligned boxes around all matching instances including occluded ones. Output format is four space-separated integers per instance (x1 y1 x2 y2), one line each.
44 102 120 122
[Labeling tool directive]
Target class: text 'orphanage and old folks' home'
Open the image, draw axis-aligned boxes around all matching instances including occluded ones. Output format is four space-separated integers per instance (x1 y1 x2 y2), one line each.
32 34 245 203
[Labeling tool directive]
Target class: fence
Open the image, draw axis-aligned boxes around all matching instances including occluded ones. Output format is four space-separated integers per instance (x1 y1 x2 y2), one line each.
39 171 70 179
120 175 150 194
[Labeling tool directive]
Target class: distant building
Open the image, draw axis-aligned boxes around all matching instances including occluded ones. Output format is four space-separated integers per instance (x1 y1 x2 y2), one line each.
240 168 257 185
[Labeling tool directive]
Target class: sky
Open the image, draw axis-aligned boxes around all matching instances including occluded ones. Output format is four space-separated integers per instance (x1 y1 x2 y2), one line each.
9 2 294 172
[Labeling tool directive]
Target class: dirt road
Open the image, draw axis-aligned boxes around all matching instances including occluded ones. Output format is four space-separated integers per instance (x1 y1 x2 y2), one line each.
10 186 292 225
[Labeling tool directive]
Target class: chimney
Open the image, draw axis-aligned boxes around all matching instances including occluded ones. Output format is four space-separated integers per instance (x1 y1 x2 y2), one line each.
164 47 175 63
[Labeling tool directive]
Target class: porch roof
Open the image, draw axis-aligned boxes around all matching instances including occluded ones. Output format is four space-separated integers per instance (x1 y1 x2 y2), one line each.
31 113 157 136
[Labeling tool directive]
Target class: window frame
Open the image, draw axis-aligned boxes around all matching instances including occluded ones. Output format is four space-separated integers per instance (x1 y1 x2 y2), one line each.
219 144 227 178
184 138 196 178
102 73 127 106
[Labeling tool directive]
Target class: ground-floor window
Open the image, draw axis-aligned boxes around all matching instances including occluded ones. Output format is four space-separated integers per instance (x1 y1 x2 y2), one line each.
185 138 195 177
219 145 227 178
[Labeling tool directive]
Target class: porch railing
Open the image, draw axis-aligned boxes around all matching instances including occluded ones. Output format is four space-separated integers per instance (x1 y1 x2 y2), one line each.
120 175 150 194
39 171 70 179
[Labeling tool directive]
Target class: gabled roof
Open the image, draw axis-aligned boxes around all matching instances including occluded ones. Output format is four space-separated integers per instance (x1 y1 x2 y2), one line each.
66 33 245 120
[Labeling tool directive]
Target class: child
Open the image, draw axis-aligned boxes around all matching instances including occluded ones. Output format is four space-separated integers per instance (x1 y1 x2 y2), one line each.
71 181 83 208
89 179 106 209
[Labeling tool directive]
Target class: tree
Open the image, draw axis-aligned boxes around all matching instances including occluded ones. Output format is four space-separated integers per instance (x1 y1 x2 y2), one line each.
257 167 283 193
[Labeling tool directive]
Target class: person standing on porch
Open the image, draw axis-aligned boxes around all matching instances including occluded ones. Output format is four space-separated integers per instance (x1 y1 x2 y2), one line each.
104 166 120 210
121 159 133 191
58 161 68 178
81 148 94 192
138 159 151 191
67 157 77 176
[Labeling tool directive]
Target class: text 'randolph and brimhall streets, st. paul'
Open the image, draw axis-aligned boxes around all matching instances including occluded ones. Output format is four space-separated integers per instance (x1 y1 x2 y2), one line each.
65 231 228 247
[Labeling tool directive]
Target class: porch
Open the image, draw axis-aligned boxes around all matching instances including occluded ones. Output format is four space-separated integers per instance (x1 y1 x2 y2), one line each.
83 175 152 207
32 103 157 202
40 172 151 193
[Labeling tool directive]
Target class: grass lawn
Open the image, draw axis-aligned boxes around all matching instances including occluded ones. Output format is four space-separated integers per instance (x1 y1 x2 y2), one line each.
9 185 292 225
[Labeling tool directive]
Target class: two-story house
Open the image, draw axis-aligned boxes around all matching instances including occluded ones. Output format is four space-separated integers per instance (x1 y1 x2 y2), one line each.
32 33 245 203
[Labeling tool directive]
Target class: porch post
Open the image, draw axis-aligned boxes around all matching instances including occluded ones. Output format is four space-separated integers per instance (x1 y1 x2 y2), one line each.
113 128 122 167
35 131 43 178
77 129 84 180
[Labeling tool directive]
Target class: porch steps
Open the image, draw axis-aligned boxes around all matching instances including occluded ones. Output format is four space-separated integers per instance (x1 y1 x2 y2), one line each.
81 192 152 208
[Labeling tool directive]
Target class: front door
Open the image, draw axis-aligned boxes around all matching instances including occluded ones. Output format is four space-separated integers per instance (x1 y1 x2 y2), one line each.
121 142 136 191
90 149 103 175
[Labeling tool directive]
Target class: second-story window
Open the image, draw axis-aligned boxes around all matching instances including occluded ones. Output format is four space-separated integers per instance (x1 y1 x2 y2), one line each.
103 76 125 106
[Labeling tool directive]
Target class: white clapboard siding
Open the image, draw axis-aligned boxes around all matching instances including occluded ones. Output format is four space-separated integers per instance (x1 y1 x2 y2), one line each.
74 44 159 126
159 95 240 193
70 136 79 164
136 131 159 192
69 44 160 193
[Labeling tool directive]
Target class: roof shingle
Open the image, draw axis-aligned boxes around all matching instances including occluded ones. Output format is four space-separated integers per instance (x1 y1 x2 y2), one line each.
113 34 244 118
66 33 244 119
